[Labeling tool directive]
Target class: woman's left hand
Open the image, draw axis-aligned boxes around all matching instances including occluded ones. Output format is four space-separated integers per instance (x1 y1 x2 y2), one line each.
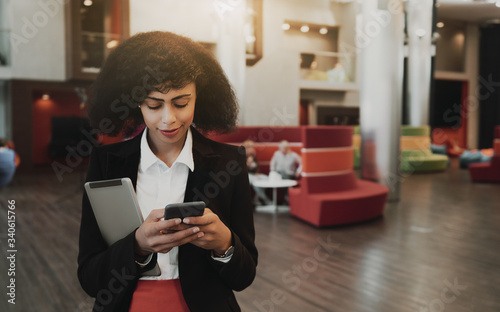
183 208 232 255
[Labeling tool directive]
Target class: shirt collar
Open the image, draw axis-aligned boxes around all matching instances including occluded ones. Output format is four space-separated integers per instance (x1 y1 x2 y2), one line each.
140 128 194 173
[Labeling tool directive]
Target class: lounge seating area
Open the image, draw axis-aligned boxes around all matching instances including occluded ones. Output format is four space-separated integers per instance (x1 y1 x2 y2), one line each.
400 125 449 172
210 125 389 227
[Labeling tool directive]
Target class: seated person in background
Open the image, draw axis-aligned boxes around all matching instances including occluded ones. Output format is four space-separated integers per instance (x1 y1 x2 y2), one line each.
270 140 302 180
0 138 16 188
243 140 271 205
243 140 258 173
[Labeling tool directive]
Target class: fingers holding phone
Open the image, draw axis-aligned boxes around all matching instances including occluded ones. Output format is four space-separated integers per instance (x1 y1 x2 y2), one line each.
134 208 203 256
163 201 206 233
183 208 232 255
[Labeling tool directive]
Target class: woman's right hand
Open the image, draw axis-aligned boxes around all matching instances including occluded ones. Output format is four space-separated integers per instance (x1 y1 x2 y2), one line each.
134 209 204 257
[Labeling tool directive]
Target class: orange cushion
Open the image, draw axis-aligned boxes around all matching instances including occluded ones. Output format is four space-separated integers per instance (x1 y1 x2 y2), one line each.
352 134 361 148
302 148 354 173
401 136 430 150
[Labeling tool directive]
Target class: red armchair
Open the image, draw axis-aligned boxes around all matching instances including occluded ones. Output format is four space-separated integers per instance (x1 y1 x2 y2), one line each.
469 126 500 182
288 127 388 227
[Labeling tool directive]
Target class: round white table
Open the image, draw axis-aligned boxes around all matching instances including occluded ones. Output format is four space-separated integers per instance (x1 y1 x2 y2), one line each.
252 179 298 213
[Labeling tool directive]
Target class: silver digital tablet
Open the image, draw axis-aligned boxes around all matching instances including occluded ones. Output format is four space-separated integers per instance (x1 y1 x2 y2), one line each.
84 177 160 276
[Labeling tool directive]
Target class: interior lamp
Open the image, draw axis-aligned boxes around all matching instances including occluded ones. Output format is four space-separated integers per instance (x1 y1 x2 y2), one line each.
106 40 119 49
415 28 426 38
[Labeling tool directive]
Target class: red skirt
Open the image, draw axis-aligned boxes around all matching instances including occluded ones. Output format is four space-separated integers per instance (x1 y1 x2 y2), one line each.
129 279 190 312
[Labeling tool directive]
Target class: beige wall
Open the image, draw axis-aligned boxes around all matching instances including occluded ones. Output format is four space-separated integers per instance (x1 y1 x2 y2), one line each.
464 24 480 149
130 0 219 43
8 0 66 81
436 20 466 72
244 0 357 126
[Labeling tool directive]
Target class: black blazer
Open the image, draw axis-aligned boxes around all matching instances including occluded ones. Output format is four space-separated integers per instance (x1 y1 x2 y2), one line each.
78 127 258 312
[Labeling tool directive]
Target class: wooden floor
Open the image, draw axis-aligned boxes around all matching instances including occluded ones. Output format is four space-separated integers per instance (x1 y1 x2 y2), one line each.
1 160 499 312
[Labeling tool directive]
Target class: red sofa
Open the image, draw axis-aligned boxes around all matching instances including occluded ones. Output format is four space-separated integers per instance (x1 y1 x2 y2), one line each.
210 126 389 227
469 126 500 183
208 126 302 174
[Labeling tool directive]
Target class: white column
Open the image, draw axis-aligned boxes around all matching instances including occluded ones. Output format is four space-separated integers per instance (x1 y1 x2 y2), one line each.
406 0 434 127
215 0 246 123
359 0 405 201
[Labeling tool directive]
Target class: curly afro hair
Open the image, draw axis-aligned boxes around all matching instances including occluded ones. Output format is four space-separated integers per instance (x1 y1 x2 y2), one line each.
88 31 239 137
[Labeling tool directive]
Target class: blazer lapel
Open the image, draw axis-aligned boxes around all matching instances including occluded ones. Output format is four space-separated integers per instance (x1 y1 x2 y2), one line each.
184 127 220 203
105 133 142 189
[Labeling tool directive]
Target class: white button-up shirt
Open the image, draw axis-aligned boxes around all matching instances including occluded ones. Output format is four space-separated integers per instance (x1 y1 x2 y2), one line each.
136 128 194 280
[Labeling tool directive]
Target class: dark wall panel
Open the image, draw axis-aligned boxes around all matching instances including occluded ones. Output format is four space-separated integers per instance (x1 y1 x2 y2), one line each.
478 24 500 149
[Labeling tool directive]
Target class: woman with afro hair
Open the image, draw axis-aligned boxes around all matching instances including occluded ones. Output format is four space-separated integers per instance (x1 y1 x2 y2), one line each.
78 31 257 312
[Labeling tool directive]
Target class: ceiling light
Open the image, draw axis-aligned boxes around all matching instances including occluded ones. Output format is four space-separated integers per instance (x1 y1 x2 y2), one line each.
436 22 445 28
300 25 310 33
282 23 290 30
415 29 426 38
42 93 50 100
83 0 93 7
319 27 328 35
106 40 119 49
246 35 256 43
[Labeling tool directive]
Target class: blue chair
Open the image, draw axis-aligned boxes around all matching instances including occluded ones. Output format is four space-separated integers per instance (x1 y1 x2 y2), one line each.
0 148 16 188
459 150 491 169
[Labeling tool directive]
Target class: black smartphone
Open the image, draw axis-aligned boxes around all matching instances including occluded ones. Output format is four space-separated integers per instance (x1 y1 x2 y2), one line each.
164 201 206 220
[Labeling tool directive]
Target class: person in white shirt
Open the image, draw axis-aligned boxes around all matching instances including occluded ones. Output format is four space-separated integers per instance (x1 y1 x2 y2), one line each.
78 31 257 312
270 140 302 179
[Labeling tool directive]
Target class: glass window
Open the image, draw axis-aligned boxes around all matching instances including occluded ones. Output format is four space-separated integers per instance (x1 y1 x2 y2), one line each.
68 0 129 79
0 0 10 66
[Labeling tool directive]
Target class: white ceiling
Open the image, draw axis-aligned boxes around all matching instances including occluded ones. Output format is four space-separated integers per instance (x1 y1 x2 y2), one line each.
437 1 500 23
